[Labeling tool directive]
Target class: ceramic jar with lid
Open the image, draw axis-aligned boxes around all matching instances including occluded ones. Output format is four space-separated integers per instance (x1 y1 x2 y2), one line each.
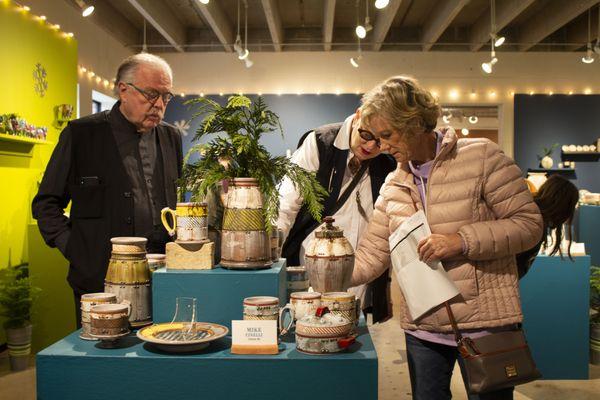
295 307 355 354
304 217 354 293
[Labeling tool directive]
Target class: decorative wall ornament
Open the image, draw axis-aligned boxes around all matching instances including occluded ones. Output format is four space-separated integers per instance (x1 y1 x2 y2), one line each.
173 119 191 136
33 63 48 97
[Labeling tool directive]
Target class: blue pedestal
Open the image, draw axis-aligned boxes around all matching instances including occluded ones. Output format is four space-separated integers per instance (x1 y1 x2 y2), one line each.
520 255 591 379
578 204 600 266
36 324 378 400
152 259 287 329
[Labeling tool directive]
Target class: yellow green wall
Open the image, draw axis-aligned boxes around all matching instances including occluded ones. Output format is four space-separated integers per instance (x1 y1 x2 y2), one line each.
0 1 77 345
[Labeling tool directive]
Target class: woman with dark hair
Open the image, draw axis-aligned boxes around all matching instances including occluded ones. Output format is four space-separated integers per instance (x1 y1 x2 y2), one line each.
516 175 579 278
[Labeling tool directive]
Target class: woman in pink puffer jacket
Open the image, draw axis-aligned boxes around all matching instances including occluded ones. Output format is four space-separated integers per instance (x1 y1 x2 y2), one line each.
351 76 542 400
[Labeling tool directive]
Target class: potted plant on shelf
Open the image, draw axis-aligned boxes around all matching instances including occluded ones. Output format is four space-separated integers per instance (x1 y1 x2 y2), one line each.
180 95 327 269
0 265 41 371
537 143 559 169
590 266 600 365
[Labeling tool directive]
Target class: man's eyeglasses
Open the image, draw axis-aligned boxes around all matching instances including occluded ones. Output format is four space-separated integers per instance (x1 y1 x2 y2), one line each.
126 83 174 105
358 128 381 148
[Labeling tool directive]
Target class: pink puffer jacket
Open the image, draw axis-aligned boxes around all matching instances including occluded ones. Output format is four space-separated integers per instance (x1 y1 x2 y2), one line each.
351 129 542 332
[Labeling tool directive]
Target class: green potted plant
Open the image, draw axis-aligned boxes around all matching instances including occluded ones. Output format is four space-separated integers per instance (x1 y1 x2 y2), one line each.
591 266 600 365
537 143 559 169
0 265 41 371
180 95 327 268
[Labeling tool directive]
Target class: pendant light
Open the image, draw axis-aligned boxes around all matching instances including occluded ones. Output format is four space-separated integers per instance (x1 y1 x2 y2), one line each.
582 8 595 64
75 0 95 17
375 0 389 9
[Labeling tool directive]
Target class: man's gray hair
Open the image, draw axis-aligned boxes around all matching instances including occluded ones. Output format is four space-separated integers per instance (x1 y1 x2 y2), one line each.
113 53 173 96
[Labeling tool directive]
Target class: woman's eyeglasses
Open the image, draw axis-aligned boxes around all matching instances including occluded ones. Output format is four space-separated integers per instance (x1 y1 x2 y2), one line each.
358 128 381 148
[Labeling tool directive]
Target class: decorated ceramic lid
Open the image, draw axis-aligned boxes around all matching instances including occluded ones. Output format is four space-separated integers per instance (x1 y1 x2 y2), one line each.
291 292 322 300
243 296 279 306
314 217 344 239
321 292 355 302
110 237 148 245
297 307 351 328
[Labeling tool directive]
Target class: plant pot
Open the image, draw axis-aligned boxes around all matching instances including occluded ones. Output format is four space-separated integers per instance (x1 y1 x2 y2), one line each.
220 178 272 269
6 324 32 371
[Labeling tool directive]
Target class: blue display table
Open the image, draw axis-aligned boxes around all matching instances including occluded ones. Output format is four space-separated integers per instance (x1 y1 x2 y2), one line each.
152 259 287 329
520 255 591 379
36 324 378 400
578 204 600 266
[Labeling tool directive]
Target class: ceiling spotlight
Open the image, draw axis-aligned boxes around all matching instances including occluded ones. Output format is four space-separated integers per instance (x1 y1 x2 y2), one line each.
482 56 498 73
350 55 362 68
199 0 210 4
355 25 366 39
75 0 95 17
468 116 479 124
238 48 249 60
494 35 505 47
582 46 595 64
582 9 595 64
375 0 389 9
461 128 470 136
442 114 451 124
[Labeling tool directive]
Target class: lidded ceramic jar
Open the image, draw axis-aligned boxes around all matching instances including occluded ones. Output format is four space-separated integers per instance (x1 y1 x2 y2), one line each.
304 217 354 293
295 307 355 354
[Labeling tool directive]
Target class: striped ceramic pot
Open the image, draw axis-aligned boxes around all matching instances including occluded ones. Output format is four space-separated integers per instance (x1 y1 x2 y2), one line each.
6 324 32 371
220 178 272 269
321 292 359 325
80 292 118 340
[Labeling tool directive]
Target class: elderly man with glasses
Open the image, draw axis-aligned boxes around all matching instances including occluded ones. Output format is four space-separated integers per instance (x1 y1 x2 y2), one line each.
32 53 182 326
277 108 396 324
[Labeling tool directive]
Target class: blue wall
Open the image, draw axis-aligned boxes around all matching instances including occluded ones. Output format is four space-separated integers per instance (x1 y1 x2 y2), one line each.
514 94 600 192
164 94 362 158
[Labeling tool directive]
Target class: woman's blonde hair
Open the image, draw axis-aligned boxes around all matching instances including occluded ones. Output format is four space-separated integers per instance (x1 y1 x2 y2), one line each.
360 76 441 137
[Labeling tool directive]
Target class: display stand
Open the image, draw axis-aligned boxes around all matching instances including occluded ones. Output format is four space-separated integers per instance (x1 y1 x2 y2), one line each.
36 321 377 400
578 204 600 265
152 259 287 329
520 255 591 379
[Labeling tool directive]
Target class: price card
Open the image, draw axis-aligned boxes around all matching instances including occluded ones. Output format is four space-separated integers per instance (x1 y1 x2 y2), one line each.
230 320 279 355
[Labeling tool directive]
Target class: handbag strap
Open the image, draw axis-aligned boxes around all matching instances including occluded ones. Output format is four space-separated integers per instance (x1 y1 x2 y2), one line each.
330 160 371 216
444 301 464 344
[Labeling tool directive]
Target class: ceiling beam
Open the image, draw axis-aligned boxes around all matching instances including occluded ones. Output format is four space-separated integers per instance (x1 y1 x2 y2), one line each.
323 0 336 51
65 0 139 48
371 0 402 51
192 0 235 52
421 0 469 51
518 0 599 51
261 0 284 51
469 0 535 51
127 0 185 52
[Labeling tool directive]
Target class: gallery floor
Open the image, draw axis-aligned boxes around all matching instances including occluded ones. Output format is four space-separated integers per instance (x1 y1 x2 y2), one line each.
1 279 599 399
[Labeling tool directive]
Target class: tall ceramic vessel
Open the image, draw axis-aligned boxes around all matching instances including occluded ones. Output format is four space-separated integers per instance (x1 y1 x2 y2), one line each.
104 237 152 327
220 178 272 269
304 217 354 293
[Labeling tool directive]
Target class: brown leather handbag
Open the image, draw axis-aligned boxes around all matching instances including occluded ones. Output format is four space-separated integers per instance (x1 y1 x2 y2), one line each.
444 302 542 395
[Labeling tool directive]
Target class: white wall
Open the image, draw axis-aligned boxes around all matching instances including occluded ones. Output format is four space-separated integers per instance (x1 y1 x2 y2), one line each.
26 0 133 116
162 51 600 156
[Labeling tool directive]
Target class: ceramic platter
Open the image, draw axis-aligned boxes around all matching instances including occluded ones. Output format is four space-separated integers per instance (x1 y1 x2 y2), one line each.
137 322 228 353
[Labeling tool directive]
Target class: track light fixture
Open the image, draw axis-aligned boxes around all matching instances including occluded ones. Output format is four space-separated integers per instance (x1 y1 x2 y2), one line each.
582 9 595 64
442 114 451 124
75 0 95 17
375 0 389 9
461 128 470 136
350 55 361 68
468 116 479 124
355 0 372 39
482 50 498 73
198 0 210 4
493 34 505 47
234 1 253 67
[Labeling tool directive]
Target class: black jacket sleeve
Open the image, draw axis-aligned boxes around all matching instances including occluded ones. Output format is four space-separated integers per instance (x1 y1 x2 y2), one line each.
31 125 72 256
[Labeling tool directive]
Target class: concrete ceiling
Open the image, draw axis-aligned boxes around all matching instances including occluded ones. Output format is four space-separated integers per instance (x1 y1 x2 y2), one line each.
65 0 600 53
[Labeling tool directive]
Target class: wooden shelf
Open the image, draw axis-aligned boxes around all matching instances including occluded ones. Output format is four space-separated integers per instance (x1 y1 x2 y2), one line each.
527 168 575 174
561 151 600 162
0 133 51 145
